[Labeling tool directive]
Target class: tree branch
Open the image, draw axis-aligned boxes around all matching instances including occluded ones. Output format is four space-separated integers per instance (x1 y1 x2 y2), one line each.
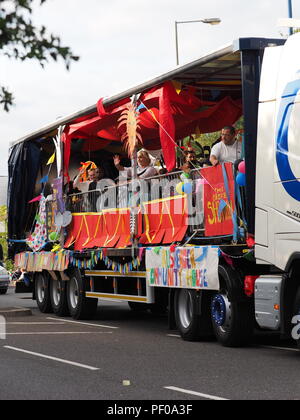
0 0 79 111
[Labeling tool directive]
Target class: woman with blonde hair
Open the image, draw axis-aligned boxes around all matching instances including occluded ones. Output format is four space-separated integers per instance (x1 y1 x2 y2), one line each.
113 150 158 208
113 150 157 179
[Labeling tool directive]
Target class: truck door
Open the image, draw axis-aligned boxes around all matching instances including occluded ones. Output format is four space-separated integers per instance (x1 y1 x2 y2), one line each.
274 33 300 222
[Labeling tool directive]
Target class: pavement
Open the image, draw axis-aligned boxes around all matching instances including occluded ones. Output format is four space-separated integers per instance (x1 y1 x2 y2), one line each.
0 307 32 317
0 286 33 317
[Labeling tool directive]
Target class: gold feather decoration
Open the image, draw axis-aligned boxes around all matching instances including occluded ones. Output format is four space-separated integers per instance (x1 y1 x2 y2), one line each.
118 103 143 157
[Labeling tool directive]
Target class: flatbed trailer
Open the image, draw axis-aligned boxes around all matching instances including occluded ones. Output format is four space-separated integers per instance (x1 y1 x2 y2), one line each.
9 34 300 349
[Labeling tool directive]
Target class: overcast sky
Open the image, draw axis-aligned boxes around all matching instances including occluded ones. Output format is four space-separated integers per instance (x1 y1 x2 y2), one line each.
0 0 298 175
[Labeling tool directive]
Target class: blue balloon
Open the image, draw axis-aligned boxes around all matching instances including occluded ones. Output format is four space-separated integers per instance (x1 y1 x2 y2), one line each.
236 172 246 187
182 182 193 194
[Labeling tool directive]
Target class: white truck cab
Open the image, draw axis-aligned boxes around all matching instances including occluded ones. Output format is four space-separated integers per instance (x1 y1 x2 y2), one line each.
256 33 300 270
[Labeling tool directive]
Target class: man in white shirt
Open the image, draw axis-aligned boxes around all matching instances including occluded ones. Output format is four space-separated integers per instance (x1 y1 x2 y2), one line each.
210 126 242 166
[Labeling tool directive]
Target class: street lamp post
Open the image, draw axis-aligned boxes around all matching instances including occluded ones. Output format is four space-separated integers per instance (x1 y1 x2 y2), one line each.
288 0 293 35
175 18 221 65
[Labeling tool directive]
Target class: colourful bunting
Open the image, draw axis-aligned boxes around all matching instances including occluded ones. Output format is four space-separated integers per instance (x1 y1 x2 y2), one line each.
14 246 254 277
14 248 142 274
47 153 56 165
171 80 182 95
28 195 42 204
39 175 49 184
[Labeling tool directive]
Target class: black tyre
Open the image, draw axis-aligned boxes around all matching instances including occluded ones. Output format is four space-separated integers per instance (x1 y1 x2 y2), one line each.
35 272 53 314
0 288 8 295
292 287 300 349
174 289 212 341
67 269 98 320
211 265 254 347
50 274 69 317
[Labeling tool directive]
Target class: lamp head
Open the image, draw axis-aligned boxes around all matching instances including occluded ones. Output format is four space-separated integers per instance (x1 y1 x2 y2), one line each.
201 18 221 25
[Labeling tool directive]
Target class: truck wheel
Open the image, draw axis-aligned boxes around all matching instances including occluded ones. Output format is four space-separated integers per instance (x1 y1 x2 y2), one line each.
67 269 98 320
211 265 254 347
50 275 69 317
292 287 300 349
35 272 53 314
0 288 8 295
174 289 212 341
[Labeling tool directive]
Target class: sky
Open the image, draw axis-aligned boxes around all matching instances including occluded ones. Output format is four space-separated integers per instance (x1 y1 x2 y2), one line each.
0 0 298 176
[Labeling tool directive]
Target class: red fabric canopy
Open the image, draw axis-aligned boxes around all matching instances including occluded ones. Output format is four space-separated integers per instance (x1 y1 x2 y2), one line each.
63 81 242 174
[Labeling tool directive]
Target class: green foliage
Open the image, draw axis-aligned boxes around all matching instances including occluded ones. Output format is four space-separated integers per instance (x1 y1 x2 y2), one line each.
4 258 15 273
0 0 79 111
0 208 13 271
0 205 7 223
0 233 14 272
177 116 244 162
196 131 220 148
0 86 14 112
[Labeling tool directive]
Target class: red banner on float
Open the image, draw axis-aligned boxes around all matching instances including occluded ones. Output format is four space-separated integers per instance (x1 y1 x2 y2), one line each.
202 163 235 237
140 196 188 245
65 196 189 250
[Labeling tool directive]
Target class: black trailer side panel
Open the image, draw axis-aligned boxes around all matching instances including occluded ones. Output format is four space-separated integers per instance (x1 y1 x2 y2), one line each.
8 141 41 258
241 49 262 235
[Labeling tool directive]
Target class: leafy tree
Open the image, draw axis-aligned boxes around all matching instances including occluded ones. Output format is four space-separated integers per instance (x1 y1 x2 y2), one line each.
0 206 14 270
0 0 79 111
0 205 6 224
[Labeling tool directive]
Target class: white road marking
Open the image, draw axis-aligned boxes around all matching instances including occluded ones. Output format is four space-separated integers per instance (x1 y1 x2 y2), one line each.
47 317 119 329
4 346 100 371
260 345 299 353
0 322 66 325
167 334 181 338
165 386 229 401
4 332 112 335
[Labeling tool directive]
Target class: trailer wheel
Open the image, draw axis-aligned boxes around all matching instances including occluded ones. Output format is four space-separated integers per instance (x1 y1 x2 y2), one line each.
292 287 300 349
35 272 53 314
50 274 69 317
174 289 212 341
67 269 97 320
211 265 254 347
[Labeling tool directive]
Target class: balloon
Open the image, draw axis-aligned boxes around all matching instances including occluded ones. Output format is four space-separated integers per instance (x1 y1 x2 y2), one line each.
182 182 193 194
236 172 246 187
62 211 72 227
234 159 243 172
49 232 60 242
238 161 246 174
176 182 184 195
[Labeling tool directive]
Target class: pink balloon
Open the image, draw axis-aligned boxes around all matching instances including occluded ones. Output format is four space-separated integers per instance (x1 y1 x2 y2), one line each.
238 161 246 174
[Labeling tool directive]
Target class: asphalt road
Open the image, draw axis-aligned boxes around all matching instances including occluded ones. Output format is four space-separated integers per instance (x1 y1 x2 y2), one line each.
0 287 300 402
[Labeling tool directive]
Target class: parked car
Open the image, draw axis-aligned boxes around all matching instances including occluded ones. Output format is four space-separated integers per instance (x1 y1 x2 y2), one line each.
0 265 10 295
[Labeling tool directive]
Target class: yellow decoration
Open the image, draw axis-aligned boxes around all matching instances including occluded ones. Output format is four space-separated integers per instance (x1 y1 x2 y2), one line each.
47 153 56 165
172 80 182 95
51 244 61 253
